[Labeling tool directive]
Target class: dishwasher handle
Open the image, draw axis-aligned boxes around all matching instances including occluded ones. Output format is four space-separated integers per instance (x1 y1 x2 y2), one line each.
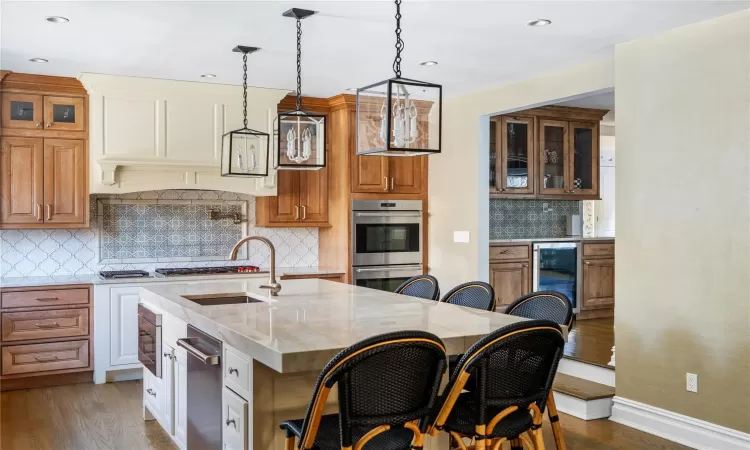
177 337 220 366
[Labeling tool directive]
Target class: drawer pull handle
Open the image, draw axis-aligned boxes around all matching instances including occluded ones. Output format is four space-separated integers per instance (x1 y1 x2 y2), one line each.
500 250 509 254
34 355 58 362
146 388 156 397
34 297 59 301
228 367 239 376
35 322 59 329
163 352 173 360
226 418 236 428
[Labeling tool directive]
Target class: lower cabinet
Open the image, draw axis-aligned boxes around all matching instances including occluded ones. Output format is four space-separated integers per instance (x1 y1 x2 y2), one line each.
581 258 615 316
222 387 249 450
173 348 188 450
489 261 531 310
109 287 141 366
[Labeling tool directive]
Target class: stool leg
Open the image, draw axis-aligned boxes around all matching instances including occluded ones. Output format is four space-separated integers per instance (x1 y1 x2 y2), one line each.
510 438 523 450
285 436 295 450
546 393 566 450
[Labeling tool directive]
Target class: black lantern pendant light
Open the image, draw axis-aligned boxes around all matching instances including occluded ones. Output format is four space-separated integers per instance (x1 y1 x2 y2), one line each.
276 8 326 170
221 46 270 177
356 0 442 156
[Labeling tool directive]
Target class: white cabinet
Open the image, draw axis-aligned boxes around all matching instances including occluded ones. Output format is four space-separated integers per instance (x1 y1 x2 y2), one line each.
109 286 142 366
222 387 249 450
224 344 252 401
162 343 175 436
143 369 165 424
173 347 188 450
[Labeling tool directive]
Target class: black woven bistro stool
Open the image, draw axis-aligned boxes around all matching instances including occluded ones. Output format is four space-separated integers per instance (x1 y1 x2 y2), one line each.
440 282 495 311
504 291 574 450
394 275 441 300
430 319 565 450
279 331 447 450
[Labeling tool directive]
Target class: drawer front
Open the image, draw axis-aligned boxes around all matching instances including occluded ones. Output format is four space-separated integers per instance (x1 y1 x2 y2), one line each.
224 345 251 401
222 387 249 450
489 245 530 261
583 242 615 258
1 340 89 375
1 308 89 342
143 369 165 421
1 287 90 309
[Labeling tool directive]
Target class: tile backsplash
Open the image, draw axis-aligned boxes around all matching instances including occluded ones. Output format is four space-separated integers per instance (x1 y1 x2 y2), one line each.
489 199 581 240
0 190 319 277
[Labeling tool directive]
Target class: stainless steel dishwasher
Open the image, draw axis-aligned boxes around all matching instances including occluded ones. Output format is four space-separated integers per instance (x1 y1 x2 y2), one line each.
177 325 222 450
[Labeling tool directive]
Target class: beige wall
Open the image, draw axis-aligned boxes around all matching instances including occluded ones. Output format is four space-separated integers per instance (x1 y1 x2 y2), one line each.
615 10 750 432
428 59 614 288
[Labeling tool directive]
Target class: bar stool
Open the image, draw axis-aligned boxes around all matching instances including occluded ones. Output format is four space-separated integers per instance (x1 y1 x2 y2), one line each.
394 275 441 300
430 320 565 450
504 291 574 450
440 282 495 311
279 330 447 450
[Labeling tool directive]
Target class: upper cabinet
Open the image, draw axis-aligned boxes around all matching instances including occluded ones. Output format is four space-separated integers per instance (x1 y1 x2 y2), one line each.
0 73 89 229
490 106 607 200
79 73 288 195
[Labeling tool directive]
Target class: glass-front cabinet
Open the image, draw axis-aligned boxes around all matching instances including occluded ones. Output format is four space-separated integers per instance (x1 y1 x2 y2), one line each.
1 94 85 132
1 93 43 129
569 122 598 196
495 116 535 195
538 119 569 195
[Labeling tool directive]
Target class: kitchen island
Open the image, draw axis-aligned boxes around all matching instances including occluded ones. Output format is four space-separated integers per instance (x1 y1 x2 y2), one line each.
140 278 565 450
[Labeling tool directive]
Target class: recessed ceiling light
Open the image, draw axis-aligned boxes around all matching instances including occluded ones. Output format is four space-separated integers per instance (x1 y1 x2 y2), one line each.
200 74 217 78
419 61 438 66
46 16 69 23
527 19 552 27
29 58 49 63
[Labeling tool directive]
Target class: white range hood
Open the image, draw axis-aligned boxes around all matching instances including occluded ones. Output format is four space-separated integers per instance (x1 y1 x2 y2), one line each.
80 73 288 195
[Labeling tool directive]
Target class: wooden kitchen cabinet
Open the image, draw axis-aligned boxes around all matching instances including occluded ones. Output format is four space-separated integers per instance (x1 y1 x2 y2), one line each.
1 93 43 130
580 240 615 319
43 139 86 225
256 166 330 227
2 92 85 132
0 137 43 225
351 154 389 192
488 243 532 310
494 116 535 195
43 96 85 131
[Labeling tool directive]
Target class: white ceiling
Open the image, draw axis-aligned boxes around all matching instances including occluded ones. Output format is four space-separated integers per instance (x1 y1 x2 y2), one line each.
2 1 748 98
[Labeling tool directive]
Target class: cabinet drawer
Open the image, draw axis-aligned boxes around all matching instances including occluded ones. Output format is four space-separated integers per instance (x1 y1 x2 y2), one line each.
1 340 89 375
2 308 89 342
143 369 165 421
223 387 249 450
489 245 530 261
224 345 251 401
582 242 614 258
1 287 89 309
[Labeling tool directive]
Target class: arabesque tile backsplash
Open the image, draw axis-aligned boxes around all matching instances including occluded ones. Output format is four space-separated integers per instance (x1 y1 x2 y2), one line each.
490 199 581 240
0 190 318 277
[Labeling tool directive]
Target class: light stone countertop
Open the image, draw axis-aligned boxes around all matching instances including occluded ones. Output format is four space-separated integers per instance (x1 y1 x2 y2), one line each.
139 278 566 374
0 267 345 289
490 236 615 244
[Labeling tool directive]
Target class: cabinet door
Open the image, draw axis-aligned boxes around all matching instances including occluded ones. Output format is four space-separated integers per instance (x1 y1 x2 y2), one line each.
389 156 425 194
489 261 530 310
173 348 188 450
162 343 175 435
581 258 614 310
266 170 301 224
0 137 44 226
222 387 249 450
497 116 535 195
351 154 389 193
43 96 85 131
538 119 569 195
299 166 329 225
109 287 141 366
43 139 87 225
1 93 43 129
569 122 599 197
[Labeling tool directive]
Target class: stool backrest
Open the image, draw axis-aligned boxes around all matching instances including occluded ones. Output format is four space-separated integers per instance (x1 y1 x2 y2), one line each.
296 331 447 449
440 281 495 311
394 275 440 300
504 291 574 329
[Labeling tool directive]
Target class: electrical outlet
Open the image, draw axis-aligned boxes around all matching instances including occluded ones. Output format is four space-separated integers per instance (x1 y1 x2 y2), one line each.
686 373 698 393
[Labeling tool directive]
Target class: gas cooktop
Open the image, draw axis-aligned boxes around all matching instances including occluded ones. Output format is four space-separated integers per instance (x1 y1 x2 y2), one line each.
154 265 261 276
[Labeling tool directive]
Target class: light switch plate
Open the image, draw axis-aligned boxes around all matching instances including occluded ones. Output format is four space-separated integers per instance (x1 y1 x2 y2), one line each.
453 231 470 243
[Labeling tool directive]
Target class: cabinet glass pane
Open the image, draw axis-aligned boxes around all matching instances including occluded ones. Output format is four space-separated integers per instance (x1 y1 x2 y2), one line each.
506 122 529 188
10 101 34 121
542 125 565 189
52 104 76 123
572 127 593 190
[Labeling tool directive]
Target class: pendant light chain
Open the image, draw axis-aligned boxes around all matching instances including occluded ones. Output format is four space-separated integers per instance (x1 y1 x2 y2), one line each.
242 52 248 129
296 18 303 111
393 0 403 78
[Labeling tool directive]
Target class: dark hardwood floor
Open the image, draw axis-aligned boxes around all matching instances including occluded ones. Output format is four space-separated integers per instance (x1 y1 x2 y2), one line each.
0 380 691 450
564 317 615 367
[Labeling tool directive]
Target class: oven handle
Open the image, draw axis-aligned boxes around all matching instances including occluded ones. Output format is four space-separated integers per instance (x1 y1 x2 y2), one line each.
177 338 220 366
354 212 422 218
354 265 423 273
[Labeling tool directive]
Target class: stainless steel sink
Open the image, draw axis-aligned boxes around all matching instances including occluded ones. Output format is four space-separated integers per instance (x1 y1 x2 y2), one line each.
182 293 266 306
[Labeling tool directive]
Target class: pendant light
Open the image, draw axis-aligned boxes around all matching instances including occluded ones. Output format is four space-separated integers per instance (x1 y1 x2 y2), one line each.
356 0 442 156
275 8 326 170
221 46 270 178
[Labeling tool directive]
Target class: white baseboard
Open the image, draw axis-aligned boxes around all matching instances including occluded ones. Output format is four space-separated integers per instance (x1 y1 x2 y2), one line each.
610 397 750 450
558 358 616 387
554 391 612 420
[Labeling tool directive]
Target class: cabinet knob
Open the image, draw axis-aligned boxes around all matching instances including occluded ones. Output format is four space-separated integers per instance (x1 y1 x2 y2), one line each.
226 418 236 428
584 261 591 265
163 352 172 360
36 122 42 128
46 122 52 128
522 263 529 267
228 367 239 376
146 388 156 397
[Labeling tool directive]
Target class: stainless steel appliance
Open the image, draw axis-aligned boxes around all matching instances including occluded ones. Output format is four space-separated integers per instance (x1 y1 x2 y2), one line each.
178 325 222 450
137 304 162 377
351 200 423 267
533 242 580 311
351 264 423 292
